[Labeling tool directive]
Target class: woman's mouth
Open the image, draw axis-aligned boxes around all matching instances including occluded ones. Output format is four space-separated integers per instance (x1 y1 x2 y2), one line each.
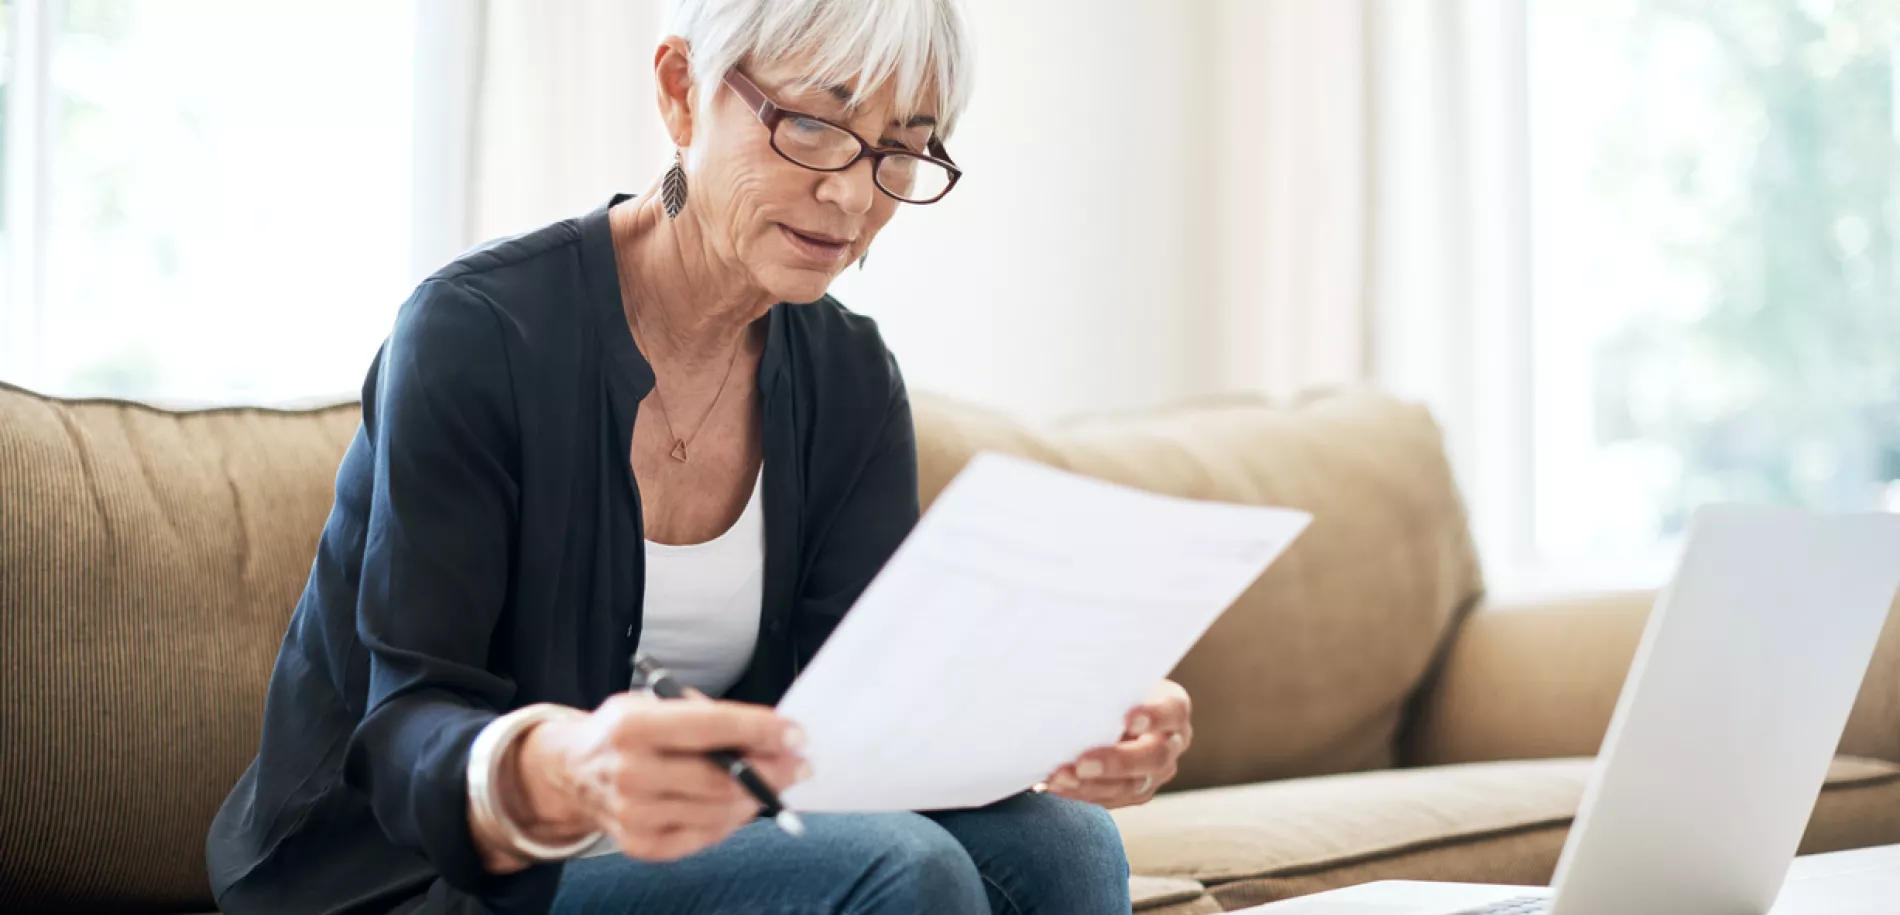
779 224 853 264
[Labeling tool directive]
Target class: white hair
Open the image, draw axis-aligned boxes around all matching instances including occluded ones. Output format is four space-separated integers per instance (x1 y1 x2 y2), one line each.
663 0 974 138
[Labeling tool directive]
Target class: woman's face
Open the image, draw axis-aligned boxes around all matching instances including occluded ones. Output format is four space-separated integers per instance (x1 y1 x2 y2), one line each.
686 62 940 305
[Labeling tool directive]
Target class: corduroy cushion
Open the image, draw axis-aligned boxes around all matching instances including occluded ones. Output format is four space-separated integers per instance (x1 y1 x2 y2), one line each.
912 390 1485 788
1111 755 1900 910
1130 875 1221 914
0 383 360 912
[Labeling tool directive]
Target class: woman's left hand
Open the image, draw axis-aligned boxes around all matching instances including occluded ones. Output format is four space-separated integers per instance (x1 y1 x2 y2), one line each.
1040 680 1192 809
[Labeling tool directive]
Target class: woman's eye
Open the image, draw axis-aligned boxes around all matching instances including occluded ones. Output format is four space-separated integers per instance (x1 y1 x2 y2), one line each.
789 117 830 135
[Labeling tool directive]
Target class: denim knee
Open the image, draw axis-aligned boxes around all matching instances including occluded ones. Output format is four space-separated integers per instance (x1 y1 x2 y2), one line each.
848 814 990 915
1023 795 1131 899
930 792 1132 914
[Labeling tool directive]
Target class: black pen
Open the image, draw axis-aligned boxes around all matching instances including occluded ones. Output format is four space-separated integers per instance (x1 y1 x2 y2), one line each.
631 653 806 836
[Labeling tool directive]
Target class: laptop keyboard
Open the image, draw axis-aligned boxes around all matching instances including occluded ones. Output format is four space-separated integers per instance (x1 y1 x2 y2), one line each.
1451 897 1548 915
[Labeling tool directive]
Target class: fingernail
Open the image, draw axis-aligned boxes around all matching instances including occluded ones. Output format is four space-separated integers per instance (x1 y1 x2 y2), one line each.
1129 714 1152 735
1053 772 1080 790
1032 782 1049 793
1168 733 1186 752
783 725 806 750
797 761 814 782
1076 760 1104 779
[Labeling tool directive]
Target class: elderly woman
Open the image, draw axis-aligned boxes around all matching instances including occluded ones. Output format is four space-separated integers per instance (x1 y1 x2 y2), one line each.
208 1 1192 912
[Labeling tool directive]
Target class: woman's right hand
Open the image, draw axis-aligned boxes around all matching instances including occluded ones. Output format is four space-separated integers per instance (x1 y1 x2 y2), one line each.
500 693 809 864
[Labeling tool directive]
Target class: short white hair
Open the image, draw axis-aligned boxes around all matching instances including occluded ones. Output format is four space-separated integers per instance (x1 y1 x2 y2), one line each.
663 0 973 138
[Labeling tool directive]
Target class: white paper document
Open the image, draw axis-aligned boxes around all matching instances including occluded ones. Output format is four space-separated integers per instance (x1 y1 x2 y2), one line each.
777 452 1311 812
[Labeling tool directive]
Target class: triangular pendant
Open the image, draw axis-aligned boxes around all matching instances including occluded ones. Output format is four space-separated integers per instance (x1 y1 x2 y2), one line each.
669 440 689 463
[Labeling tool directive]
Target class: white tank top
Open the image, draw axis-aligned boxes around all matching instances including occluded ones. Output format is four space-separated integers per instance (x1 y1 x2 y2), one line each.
637 465 765 698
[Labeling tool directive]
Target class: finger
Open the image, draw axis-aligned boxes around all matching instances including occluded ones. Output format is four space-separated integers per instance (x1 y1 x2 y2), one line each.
616 822 737 862
1125 706 1155 738
1047 774 1149 807
1052 762 1177 809
633 823 744 862
605 794 758 840
1047 765 1079 793
600 811 713 864
1134 693 1190 734
1048 763 1145 794
1123 729 1188 764
1073 733 1170 779
715 749 809 793
651 748 807 803
614 700 806 756
598 818 646 861
1124 705 1179 739
616 754 751 804
601 690 658 711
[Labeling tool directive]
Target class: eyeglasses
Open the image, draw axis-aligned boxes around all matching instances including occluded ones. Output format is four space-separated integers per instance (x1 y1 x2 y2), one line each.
722 69 962 205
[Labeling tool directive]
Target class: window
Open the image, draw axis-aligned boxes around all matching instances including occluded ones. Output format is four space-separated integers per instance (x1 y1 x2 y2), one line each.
0 0 419 403
1526 0 1899 582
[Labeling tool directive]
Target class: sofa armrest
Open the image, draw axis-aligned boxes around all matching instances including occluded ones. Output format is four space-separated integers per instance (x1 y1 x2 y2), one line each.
1401 590 1657 767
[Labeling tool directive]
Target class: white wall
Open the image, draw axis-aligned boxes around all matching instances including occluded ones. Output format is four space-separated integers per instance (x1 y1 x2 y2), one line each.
828 0 1220 421
464 1 1328 423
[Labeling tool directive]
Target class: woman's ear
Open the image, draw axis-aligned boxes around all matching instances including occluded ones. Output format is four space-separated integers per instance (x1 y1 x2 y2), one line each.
653 37 696 147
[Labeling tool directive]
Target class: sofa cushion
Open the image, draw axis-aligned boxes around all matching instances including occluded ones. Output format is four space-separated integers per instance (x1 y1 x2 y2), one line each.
0 384 360 912
1131 875 1221 914
912 390 1484 788
1111 755 1900 910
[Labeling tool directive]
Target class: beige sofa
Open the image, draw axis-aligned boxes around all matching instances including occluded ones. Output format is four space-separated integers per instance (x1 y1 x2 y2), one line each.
2 381 1896 913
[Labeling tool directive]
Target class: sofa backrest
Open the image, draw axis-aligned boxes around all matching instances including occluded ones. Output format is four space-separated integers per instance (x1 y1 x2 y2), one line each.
910 390 1485 791
0 383 359 912
0 382 1483 910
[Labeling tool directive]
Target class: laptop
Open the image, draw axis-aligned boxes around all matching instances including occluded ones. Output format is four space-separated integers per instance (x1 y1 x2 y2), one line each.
1243 504 1900 915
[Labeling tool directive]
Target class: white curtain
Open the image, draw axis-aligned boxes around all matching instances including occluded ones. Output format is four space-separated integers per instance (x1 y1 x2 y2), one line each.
1215 0 1534 559
1210 0 1532 559
1368 0 1533 565
1210 0 1373 400
413 0 674 255
415 0 1525 474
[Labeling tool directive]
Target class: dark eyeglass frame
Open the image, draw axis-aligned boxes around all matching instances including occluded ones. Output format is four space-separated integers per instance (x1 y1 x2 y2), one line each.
722 68 962 205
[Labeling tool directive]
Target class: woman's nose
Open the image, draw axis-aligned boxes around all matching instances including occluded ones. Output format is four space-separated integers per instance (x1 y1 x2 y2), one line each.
816 159 878 215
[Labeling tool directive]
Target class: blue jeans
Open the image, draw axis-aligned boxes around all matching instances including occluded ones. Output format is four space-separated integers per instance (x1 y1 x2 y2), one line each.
550 791 1131 914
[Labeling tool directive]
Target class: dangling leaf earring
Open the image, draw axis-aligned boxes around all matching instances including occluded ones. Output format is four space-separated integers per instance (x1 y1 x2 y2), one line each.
662 149 688 219
858 250 869 270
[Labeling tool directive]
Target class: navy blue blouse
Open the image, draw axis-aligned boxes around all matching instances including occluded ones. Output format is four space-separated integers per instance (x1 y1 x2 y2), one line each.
207 195 920 915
